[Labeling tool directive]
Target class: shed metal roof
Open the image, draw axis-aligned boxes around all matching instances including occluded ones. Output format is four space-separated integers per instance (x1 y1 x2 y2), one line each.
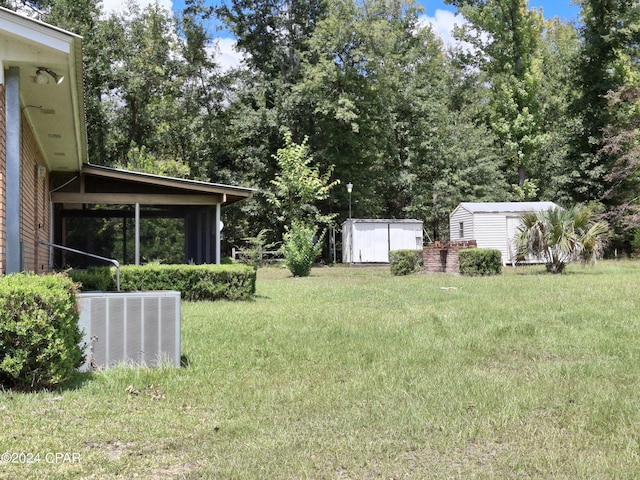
456 202 560 214
342 218 422 225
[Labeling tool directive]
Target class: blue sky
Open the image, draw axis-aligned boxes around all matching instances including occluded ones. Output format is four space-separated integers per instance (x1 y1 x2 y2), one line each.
421 1 580 22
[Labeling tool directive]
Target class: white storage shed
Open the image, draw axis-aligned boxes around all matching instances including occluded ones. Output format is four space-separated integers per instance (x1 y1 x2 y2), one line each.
449 202 560 264
342 219 423 264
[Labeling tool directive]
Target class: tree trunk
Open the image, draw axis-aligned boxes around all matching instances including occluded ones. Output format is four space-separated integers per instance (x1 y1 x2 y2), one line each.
518 164 526 188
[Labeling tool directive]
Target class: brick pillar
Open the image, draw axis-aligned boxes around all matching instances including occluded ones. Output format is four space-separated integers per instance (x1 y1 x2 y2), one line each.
423 240 477 274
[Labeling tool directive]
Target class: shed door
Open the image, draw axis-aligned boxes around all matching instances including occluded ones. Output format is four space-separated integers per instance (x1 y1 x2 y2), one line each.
354 223 389 263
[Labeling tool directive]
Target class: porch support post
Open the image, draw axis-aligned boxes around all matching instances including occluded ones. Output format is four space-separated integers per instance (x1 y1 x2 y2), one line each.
49 201 54 270
5 67 21 273
204 208 211 263
135 203 140 265
215 203 221 265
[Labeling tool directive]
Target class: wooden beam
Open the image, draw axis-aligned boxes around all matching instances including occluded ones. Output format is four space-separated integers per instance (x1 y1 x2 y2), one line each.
51 192 222 205
60 208 188 219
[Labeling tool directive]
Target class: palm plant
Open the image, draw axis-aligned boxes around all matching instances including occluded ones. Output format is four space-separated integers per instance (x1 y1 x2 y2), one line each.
514 206 609 273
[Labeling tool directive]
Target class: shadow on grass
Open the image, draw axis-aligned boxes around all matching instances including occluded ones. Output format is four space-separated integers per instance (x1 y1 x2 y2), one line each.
56 371 96 391
0 370 96 394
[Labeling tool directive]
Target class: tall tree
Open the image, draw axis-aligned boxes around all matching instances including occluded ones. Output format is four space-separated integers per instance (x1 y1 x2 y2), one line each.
569 0 640 202
214 0 328 244
447 0 546 192
534 18 582 203
216 0 326 138
601 85 640 231
217 0 325 82
298 0 429 218
295 0 507 238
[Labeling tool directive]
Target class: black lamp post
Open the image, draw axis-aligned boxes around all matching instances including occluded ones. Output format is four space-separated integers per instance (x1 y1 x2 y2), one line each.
347 182 353 219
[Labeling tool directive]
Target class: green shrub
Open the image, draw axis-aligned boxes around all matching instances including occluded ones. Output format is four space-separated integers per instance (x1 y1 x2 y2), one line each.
68 266 115 291
119 264 256 301
0 273 84 390
281 222 324 277
69 264 256 301
389 249 423 276
458 248 502 276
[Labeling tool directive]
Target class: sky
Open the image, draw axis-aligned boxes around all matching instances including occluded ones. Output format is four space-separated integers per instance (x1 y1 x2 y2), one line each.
100 0 582 70
422 1 580 22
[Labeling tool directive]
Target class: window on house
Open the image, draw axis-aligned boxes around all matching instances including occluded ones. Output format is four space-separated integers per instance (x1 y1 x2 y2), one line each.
459 222 464 238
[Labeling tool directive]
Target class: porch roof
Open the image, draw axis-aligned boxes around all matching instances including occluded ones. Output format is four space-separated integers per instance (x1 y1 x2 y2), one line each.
51 164 255 206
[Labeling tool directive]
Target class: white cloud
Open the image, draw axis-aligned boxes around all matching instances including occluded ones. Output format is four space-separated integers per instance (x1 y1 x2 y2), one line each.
419 9 468 48
211 37 245 72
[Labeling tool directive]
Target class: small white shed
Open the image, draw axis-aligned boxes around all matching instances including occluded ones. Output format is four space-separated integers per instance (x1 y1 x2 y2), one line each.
342 219 423 264
449 202 560 264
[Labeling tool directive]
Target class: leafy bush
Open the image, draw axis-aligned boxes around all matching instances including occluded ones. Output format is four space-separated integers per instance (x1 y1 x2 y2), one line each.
68 266 116 291
389 249 423 276
458 249 502 276
0 273 84 390
120 264 257 301
69 264 256 301
281 222 324 277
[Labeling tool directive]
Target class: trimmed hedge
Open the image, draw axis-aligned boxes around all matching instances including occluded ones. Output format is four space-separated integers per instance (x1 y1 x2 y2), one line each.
458 248 502 276
68 266 116 292
69 264 256 301
389 249 423 276
0 273 84 390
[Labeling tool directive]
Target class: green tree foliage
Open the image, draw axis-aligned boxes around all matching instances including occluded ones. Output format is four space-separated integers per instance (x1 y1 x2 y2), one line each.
534 18 582 202
569 0 640 202
514 205 610 273
266 131 340 229
213 0 329 244
297 0 507 238
601 85 640 231
447 0 547 192
217 0 325 84
299 0 432 217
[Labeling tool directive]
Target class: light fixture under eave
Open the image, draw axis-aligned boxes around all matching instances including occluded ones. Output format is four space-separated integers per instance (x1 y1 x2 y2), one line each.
35 67 64 85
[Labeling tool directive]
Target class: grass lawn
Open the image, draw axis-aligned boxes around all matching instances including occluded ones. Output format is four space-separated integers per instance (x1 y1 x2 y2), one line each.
2 261 640 479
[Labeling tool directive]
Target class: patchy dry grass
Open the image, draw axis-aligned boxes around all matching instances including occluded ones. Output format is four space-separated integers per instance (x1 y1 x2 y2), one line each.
2 261 640 478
